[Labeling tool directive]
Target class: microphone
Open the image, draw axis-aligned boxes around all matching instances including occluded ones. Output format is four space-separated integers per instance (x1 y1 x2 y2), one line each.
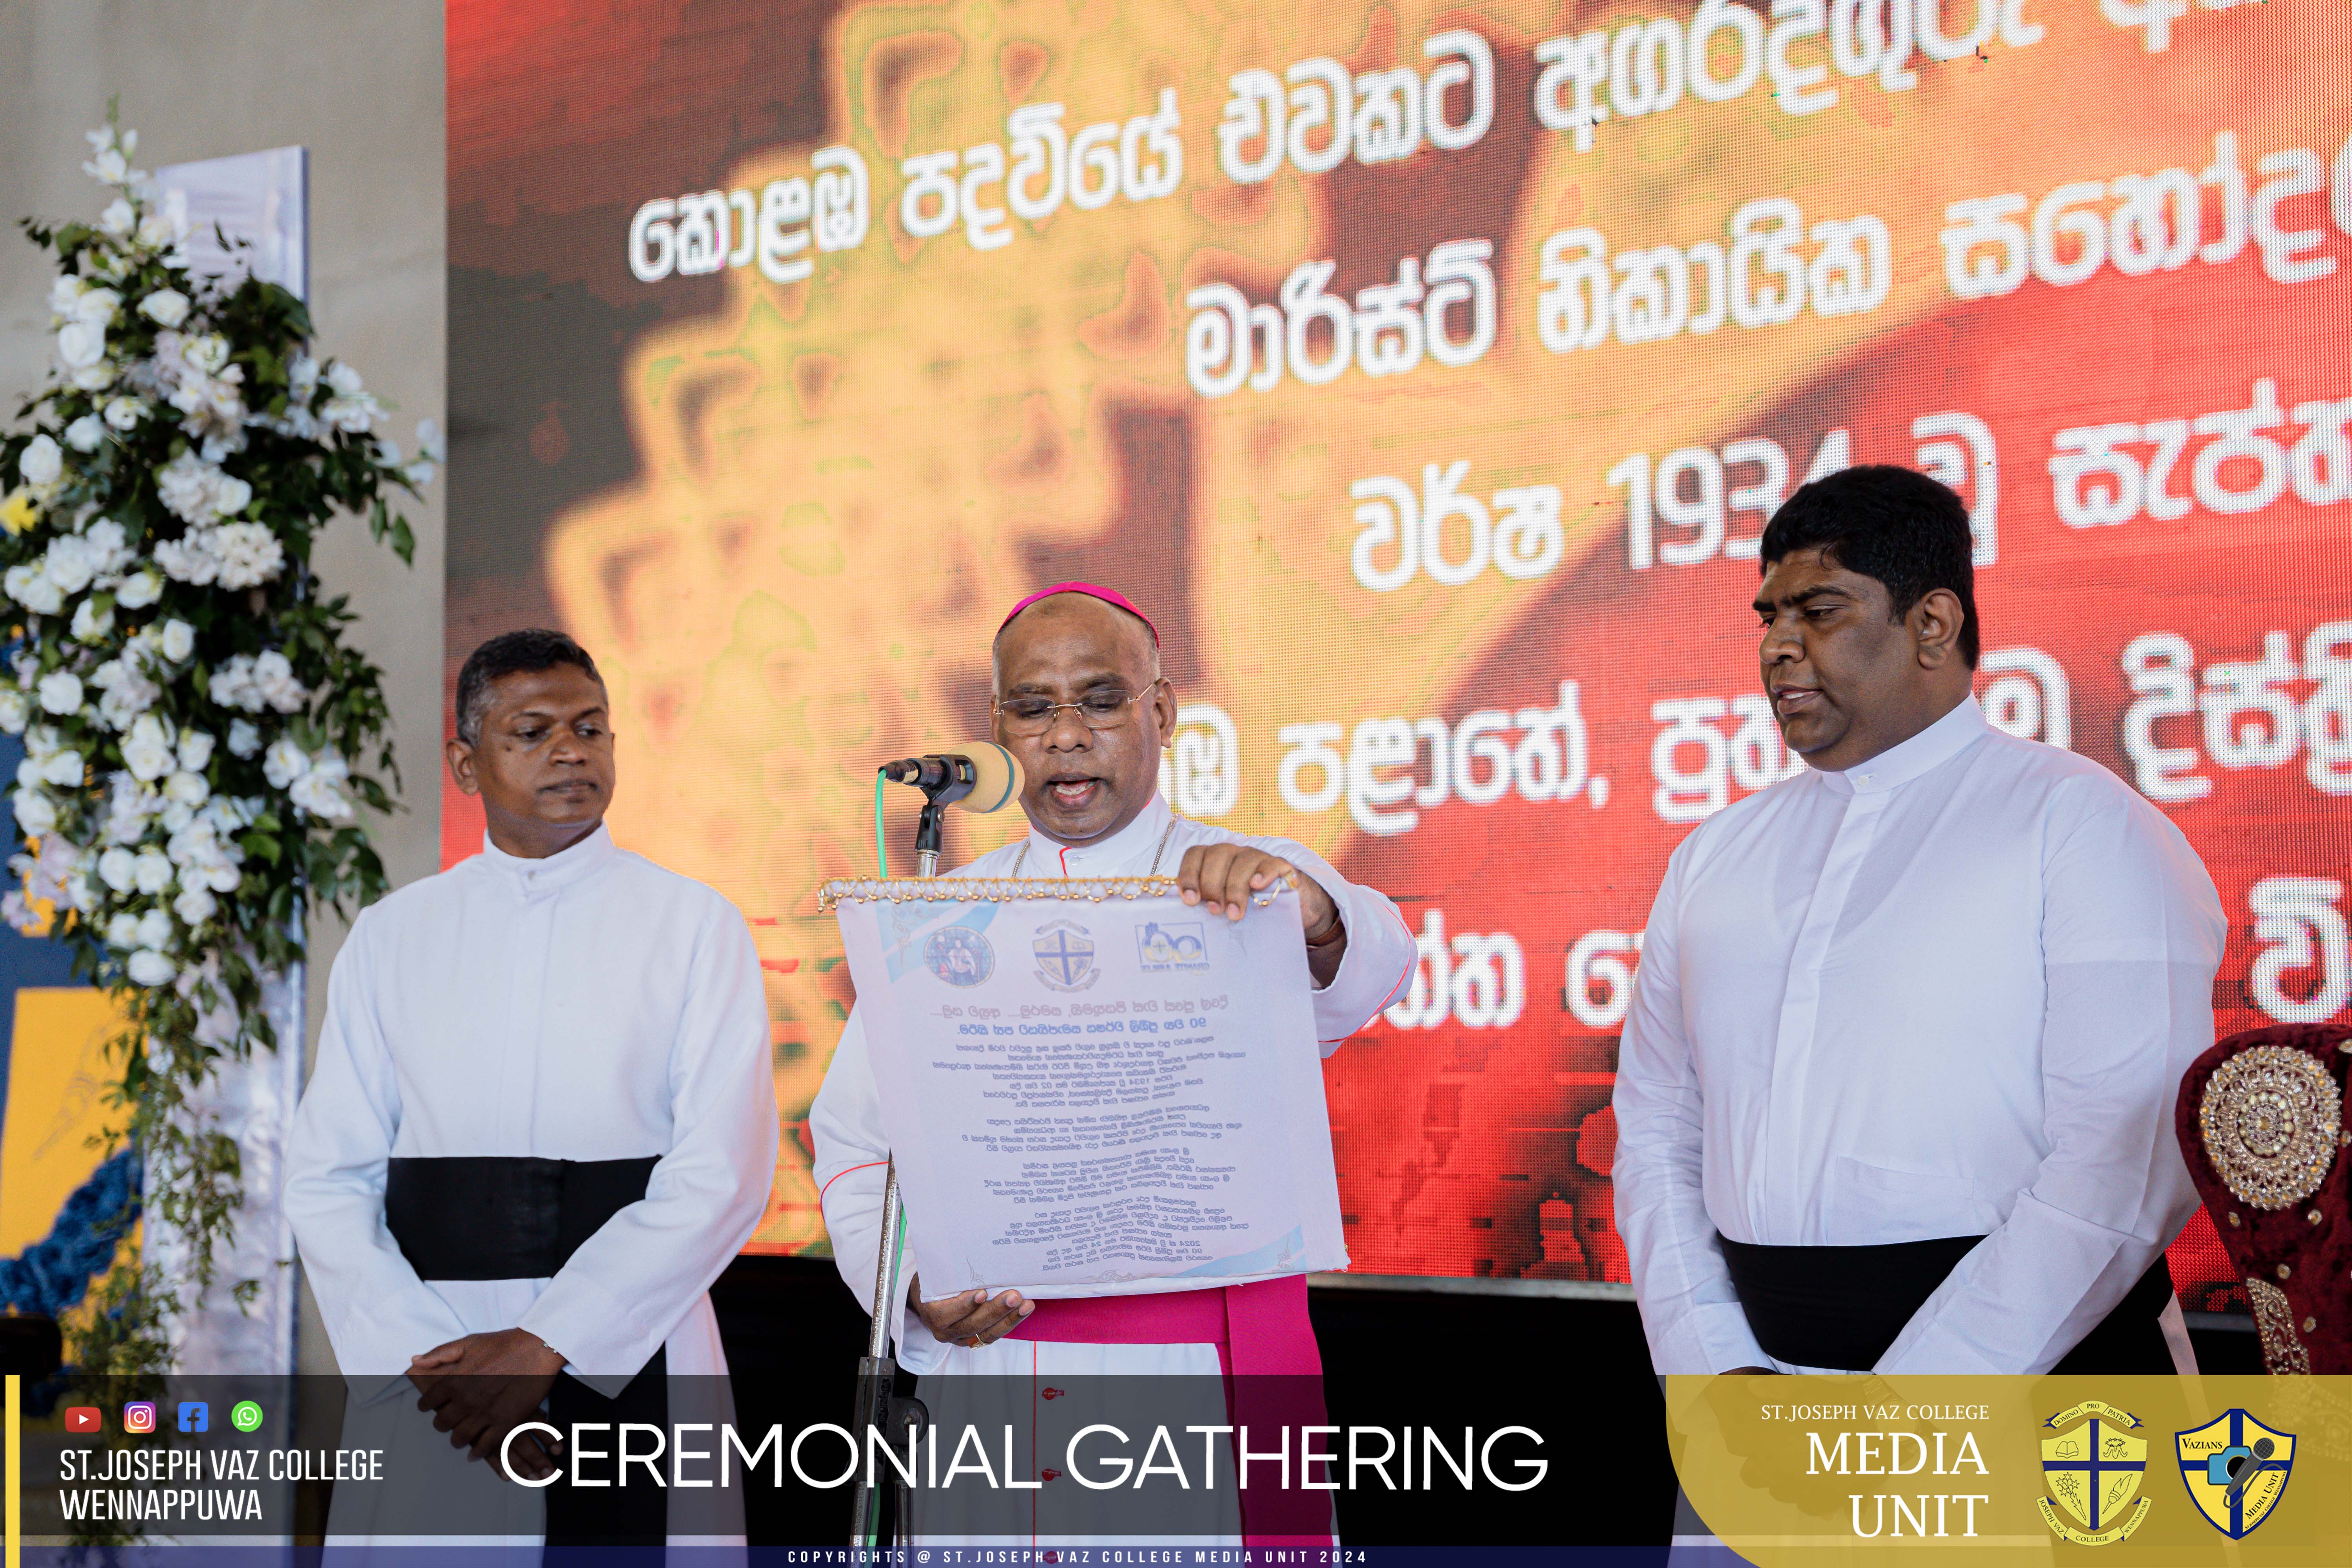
879 743 1024 814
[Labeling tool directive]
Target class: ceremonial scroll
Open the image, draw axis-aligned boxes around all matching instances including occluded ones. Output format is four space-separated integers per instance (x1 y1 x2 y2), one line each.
828 877 1347 1296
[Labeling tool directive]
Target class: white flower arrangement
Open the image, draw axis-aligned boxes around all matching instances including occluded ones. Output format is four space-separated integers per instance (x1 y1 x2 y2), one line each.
4 111 426 1348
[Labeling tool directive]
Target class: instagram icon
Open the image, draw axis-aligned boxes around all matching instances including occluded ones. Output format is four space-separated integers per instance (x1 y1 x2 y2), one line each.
123 1402 157 1434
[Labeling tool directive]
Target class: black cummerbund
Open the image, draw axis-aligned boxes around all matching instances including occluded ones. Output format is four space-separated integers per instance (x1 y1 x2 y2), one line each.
384 1154 658 1281
1719 1234 2177 1373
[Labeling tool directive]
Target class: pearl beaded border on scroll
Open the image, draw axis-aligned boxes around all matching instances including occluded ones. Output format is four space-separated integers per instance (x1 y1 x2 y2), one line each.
817 871 1296 912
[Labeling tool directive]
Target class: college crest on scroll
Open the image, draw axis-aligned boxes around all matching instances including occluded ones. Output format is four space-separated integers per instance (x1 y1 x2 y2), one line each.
2037 1400 2151 1545
2175 1410 2294 1539
1033 920 1100 991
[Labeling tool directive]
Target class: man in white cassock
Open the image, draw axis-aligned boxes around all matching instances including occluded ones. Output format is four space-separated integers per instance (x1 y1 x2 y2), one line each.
1614 466 2225 1390
285 630 778 1548
810 583 1415 1545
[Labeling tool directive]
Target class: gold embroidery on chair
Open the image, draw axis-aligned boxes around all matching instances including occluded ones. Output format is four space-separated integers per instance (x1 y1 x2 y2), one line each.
2198 1045 2341 1210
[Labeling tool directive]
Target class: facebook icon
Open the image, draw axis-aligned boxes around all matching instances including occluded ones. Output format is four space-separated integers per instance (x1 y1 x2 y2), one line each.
178 1401 208 1433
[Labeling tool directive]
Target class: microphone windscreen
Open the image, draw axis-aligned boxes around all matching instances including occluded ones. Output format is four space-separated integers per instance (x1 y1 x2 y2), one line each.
949 743 1024 814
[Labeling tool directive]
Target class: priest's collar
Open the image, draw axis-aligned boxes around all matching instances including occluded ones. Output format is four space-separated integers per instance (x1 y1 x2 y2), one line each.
1020 791 1174 877
475 820 620 896
1815 694 1989 798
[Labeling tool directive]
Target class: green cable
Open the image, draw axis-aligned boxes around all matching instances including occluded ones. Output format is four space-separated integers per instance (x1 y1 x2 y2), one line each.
873 767 889 878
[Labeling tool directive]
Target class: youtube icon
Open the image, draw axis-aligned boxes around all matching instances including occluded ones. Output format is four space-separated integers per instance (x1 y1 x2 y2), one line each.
65 1407 101 1434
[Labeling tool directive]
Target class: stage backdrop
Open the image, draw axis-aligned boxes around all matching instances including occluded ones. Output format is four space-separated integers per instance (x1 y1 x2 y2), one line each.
445 0 2352 1310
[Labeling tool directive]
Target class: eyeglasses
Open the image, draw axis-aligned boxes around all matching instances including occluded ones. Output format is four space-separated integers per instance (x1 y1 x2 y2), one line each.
993 679 1165 735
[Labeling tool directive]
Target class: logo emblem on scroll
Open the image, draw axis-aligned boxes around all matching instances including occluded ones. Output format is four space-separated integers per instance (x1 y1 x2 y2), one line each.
1032 920 1099 991
1136 920 1208 973
2037 1400 2151 1545
924 925 995 987
2176 1410 2294 1539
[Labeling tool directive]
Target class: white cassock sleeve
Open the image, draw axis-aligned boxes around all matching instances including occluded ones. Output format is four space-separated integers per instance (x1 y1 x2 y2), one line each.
1254 835 1417 1055
808 1005 948 1372
1877 796 2224 1374
1612 839 1773 1376
517 899 780 1392
285 909 475 1380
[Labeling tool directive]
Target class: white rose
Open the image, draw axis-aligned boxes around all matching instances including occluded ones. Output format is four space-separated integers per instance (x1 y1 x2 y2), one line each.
14 758 38 791
226 719 261 759
172 884 217 926
253 650 306 712
18 434 62 486
160 619 196 663
126 948 176 987
49 275 85 314
44 534 95 593
114 568 162 608
37 671 83 715
403 460 437 488
73 289 120 325
211 522 284 588
104 909 142 948
416 417 446 463
327 362 365 396
0 690 27 734
185 335 231 376
210 476 253 517
102 397 144 432
39 749 83 787
178 730 216 772
69 363 116 394
136 906 173 949
262 736 310 789
290 763 355 822
16 571 62 617
98 193 134 230
153 534 218 585
97 846 137 893
84 518 130 573
12 788 56 836
122 715 175 781
138 288 190 328
64 414 106 453
131 848 174 894
205 862 243 893
55 320 106 370
70 598 113 643
163 769 210 807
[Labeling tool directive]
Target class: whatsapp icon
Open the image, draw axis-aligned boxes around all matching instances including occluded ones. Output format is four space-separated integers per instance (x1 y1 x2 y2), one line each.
229 1400 263 1433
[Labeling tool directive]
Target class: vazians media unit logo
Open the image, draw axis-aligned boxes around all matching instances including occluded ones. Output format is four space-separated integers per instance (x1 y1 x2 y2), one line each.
2036 1399 2150 1546
2176 1409 2295 1539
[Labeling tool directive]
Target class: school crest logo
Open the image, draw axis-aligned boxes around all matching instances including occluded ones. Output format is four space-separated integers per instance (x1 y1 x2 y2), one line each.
924 925 995 987
2175 1410 2294 1539
1032 920 1099 991
1135 920 1208 973
2038 1400 2151 1545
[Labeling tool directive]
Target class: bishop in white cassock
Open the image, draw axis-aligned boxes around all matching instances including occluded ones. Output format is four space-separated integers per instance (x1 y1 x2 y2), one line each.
1614 468 2225 1383
285 632 777 1546
810 584 1413 1543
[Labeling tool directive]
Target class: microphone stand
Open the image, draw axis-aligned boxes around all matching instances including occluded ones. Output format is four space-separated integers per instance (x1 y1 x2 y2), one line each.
849 774 964 1548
